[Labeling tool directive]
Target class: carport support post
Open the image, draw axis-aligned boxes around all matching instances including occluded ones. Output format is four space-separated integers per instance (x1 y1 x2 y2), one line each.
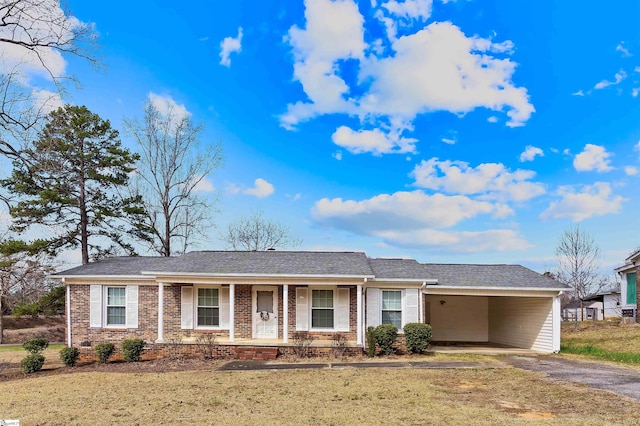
157 282 164 342
553 295 561 352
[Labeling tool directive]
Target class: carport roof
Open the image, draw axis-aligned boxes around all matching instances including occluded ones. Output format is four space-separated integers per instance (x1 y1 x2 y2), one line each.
424 264 569 289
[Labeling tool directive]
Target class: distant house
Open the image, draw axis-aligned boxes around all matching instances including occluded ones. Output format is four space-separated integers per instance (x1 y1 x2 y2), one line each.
615 249 640 322
562 288 621 321
52 251 569 358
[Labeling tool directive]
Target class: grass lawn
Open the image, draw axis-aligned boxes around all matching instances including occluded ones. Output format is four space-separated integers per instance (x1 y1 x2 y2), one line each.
1 365 640 425
561 321 640 365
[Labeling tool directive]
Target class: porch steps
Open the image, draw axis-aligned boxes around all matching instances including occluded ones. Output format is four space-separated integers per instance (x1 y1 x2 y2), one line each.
235 346 279 360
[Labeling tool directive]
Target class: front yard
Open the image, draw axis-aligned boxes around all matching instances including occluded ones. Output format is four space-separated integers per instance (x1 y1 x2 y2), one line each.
1 363 640 425
561 320 640 364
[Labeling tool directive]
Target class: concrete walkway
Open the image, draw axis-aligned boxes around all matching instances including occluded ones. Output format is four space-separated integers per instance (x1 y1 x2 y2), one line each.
504 356 640 402
217 360 501 371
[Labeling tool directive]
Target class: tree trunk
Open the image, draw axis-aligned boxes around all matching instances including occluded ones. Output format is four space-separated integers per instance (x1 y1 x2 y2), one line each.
0 296 4 344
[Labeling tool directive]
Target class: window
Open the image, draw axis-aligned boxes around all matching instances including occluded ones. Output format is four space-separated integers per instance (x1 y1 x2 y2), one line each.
627 272 637 305
106 287 126 326
382 290 402 329
197 288 219 327
312 289 334 328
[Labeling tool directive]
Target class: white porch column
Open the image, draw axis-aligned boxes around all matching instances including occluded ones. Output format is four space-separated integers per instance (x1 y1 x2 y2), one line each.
552 295 561 353
283 285 289 343
357 283 363 345
229 284 235 343
65 279 71 347
157 282 164 342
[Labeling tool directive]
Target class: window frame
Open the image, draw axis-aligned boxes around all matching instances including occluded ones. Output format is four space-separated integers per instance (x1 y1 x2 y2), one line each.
381 289 403 330
194 286 222 329
104 286 126 328
309 287 336 331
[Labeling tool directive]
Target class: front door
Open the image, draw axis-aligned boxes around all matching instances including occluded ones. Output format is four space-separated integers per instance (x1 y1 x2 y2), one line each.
252 286 278 339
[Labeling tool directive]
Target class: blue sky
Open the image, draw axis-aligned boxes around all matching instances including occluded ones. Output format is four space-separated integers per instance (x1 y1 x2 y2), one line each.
6 0 640 273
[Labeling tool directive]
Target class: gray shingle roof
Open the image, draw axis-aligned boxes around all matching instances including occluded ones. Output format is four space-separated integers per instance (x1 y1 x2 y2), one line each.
53 251 568 289
367 258 431 280
424 264 569 289
54 251 374 277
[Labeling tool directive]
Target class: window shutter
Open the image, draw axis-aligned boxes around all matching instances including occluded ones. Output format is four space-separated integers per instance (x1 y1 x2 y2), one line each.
336 288 350 331
220 287 230 328
181 286 194 329
126 285 139 329
296 287 309 331
627 273 637 305
404 288 419 327
366 288 380 328
89 285 102 328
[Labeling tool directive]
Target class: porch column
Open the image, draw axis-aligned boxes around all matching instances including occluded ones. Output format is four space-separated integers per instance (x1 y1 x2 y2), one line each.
357 284 363 345
283 285 289 343
229 284 235 343
157 282 164 342
65 279 71 347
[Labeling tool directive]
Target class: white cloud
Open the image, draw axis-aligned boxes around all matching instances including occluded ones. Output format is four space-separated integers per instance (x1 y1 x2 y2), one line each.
616 42 632 57
441 138 456 145
192 176 215 192
376 0 434 40
635 141 640 156
280 2 534 149
244 178 275 198
332 150 343 160
519 145 544 162
633 88 640 97
311 190 529 252
594 69 627 90
359 22 534 128
31 89 63 113
331 125 417 155
540 182 625 222
148 92 191 120
410 158 546 202
624 166 638 176
572 90 585 96
487 116 499 123
573 144 614 172
219 27 243 67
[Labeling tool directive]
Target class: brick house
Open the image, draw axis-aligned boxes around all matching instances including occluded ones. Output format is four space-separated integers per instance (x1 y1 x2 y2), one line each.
52 251 568 358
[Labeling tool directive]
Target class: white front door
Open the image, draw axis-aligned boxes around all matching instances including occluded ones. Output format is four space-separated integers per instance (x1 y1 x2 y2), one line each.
253 286 278 339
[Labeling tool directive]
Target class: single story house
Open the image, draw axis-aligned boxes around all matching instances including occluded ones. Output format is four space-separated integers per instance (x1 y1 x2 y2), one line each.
562 287 621 322
615 248 640 322
52 251 568 357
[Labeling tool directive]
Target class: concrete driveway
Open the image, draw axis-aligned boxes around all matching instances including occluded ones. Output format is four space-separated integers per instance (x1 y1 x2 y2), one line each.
505 356 640 402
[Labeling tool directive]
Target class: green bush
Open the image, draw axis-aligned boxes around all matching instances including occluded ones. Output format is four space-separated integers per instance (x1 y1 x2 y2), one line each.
404 323 432 354
122 338 145 362
374 324 398 355
365 326 377 357
94 343 115 364
23 337 49 354
21 353 45 374
60 347 80 367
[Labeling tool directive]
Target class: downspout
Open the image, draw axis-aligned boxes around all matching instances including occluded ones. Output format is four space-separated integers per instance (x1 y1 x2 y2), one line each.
64 278 71 347
361 278 367 351
419 281 426 323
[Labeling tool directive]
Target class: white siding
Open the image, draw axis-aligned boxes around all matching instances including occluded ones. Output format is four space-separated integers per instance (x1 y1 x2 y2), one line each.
489 297 554 353
425 295 488 342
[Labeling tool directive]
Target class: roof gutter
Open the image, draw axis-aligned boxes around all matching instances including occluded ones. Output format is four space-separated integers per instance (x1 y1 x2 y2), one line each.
142 271 376 280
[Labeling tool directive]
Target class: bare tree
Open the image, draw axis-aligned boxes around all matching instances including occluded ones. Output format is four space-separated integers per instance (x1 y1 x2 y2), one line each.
555 225 605 321
222 210 302 251
0 236 53 343
125 102 223 256
0 0 98 159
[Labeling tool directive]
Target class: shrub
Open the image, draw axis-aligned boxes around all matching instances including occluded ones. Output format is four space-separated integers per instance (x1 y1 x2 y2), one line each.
122 338 145 362
291 331 315 358
94 343 115 363
331 334 348 358
374 324 398 355
60 347 80 367
365 326 377 357
23 337 49 354
196 335 216 360
404 323 432 354
21 353 45 374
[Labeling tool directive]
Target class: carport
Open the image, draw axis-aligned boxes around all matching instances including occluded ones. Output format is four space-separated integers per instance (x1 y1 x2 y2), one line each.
423 264 568 353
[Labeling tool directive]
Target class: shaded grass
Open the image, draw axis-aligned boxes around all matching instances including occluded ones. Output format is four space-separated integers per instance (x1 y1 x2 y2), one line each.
561 321 640 365
0 343 64 353
0 366 639 425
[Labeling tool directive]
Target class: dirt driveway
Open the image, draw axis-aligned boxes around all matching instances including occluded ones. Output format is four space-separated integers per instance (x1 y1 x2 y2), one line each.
505 356 640 401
